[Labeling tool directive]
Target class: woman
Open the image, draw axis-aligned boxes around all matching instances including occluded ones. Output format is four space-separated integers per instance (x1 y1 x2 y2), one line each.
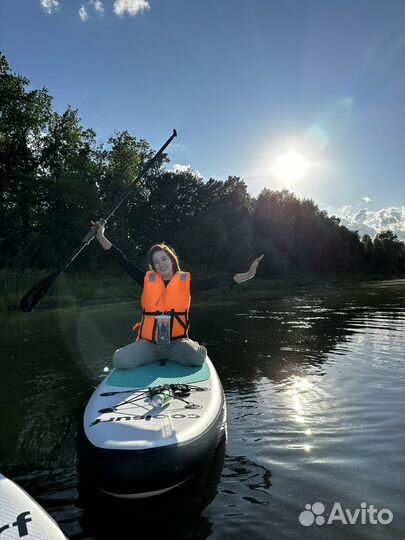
95 222 263 370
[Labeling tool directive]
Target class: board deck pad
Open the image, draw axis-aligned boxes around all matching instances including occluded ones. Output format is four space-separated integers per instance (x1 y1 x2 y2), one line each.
106 359 210 388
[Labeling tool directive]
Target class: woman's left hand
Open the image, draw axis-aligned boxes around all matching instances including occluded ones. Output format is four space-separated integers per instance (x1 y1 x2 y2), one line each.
233 254 264 283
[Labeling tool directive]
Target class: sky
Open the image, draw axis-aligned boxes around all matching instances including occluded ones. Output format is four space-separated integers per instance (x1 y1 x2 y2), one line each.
1 0 404 239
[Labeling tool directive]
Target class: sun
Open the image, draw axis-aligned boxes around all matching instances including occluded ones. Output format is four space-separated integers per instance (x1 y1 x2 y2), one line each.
272 150 309 185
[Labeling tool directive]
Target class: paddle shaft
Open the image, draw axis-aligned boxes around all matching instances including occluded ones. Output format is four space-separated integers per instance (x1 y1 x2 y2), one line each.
81 128 177 246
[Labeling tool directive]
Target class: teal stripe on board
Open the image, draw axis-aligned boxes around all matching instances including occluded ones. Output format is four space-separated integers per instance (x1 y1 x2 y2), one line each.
106 360 210 388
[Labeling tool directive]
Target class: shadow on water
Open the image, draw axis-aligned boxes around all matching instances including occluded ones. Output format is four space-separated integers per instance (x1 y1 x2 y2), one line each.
220 454 272 506
77 434 227 540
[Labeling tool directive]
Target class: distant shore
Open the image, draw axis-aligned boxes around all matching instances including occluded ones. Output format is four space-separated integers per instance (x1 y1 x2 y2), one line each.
2 269 403 311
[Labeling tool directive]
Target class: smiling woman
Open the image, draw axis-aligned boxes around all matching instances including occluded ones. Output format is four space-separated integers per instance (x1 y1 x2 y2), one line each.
272 150 309 185
93 221 263 371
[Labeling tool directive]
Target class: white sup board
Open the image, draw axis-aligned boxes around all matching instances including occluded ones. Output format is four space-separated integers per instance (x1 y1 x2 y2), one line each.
81 356 226 497
0 474 67 539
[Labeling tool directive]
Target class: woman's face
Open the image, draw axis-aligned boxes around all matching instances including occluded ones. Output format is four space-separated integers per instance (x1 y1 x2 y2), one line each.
152 250 174 280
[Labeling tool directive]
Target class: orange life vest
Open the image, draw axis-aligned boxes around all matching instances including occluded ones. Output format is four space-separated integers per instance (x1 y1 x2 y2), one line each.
134 270 191 342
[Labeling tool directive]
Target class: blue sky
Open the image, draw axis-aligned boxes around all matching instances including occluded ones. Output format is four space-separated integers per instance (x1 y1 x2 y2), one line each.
1 0 404 238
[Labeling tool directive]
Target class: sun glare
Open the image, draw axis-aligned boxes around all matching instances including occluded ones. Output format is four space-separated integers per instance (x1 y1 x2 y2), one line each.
272 150 309 185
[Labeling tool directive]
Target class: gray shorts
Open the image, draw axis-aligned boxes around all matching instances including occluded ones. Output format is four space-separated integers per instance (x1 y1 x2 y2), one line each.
112 338 207 370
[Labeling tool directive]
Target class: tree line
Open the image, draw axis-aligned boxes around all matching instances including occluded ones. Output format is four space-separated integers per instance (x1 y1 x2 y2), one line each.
1 51 404 278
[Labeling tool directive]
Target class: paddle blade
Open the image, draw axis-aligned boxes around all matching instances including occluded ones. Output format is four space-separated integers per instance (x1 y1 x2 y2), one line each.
19 270 61 312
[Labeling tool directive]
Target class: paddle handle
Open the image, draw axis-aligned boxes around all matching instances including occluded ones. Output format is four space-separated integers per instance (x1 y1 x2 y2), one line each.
81 218 106 245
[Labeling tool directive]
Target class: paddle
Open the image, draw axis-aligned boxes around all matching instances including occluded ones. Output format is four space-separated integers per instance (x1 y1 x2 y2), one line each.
19 129 177 312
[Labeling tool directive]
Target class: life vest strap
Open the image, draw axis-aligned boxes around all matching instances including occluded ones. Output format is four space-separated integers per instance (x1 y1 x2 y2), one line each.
143 310 188 316
174 312 188 331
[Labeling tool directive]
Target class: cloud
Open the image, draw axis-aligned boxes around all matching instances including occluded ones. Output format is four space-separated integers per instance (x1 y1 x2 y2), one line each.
41 0 147 20
78 1 104 20
40 0 59 14
90 0 105 16
335 206 405 240
79 5 89 21
173 164 191 173
362 196 372 203
173 164 202 177
113 0 150 17
340 205 352 216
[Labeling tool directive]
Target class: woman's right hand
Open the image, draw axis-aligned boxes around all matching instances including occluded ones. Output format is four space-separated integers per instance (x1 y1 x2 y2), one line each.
91 220 112 250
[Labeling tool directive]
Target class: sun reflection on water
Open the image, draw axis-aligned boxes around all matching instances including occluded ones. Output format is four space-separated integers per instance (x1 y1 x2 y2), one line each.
286 376 317 452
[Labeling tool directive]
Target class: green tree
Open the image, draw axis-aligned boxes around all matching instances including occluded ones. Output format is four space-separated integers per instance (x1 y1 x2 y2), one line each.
196 177 254 271
98 132 168 257
372 230 404 274
35 108 103 269
252 189 367 276
0 51 52 266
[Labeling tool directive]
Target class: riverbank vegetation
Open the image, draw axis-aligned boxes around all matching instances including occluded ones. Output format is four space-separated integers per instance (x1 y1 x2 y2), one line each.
1 51 404 310
3 268 403 312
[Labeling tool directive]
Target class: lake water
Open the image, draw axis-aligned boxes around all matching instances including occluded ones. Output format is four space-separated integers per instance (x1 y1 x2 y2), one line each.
1 280 404 539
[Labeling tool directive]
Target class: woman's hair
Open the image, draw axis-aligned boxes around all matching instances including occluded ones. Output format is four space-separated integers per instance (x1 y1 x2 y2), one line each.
147 243 181 273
